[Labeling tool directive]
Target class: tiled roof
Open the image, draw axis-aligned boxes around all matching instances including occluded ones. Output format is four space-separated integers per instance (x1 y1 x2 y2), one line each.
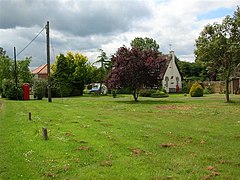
31 64 48 75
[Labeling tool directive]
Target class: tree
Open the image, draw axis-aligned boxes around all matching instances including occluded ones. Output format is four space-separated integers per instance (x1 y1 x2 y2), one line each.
94 49 111 94
107 46 165 101
0 48 12 94
51 52 93 97
176 59 207 81
130 37 161 52
17 57 33 84
195 7 240 102
0 47 33 98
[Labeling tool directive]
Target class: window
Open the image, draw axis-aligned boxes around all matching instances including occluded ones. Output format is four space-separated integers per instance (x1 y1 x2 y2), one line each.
165 76 169 87
176 77 179 85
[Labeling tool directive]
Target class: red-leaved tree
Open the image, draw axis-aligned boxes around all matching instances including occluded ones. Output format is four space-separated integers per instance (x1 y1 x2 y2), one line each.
107 46 165 101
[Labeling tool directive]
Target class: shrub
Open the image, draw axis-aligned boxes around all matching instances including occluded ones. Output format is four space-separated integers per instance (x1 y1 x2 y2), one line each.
189 82 203 97
33 79 47 100
112 90 117 98
2 79 23 100
139 89 156 97
181 82 191 93
151 90 169 98
116 87 132 94
203 85 213 94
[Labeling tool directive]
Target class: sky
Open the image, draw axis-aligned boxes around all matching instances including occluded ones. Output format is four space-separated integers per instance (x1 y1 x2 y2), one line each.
0 0 239 69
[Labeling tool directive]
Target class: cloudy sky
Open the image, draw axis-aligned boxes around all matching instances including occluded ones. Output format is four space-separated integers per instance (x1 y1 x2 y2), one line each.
0 0 239 68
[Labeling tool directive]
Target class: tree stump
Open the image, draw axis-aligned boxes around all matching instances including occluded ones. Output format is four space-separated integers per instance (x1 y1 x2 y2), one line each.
42 127 48 140
29 112 32 120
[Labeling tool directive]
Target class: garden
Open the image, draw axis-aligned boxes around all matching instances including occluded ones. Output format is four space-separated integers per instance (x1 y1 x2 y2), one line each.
0 94 239 179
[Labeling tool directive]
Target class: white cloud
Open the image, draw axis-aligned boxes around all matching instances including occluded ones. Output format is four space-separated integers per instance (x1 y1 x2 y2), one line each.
0 0 239 67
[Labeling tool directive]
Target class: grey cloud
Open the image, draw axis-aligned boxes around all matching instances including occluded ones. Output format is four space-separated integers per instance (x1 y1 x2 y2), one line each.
0 0 152 36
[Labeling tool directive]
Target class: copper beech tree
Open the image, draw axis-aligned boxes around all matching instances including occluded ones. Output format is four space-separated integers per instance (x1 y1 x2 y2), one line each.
107 46 165 101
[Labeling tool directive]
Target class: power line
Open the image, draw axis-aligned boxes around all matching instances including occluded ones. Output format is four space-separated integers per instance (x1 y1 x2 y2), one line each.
17 26 46 56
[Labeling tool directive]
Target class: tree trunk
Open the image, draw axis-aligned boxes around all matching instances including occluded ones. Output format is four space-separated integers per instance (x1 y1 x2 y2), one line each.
225 78 230 103
132 90 139 102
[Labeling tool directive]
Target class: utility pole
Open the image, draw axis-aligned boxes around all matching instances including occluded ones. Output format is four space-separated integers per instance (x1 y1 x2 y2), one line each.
46 21 52 102
14 47 18 100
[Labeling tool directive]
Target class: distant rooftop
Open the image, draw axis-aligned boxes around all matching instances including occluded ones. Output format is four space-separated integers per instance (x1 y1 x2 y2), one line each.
31 64 48 75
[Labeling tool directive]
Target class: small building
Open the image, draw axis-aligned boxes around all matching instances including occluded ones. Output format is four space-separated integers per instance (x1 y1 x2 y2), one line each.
31 64 48 79
160 51 182 93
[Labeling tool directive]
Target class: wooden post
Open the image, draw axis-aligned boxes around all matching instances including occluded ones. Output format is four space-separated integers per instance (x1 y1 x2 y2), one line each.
29 112 31 120
14 47 18 100
46 21 52 102
42 127 48 140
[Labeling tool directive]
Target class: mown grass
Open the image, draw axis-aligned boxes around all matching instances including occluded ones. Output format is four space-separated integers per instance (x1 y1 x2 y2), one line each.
0 94 240 179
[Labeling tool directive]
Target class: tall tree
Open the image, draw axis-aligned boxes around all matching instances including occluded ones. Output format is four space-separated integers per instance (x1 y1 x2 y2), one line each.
107 46 164 101
51 52 92 97
195 7 240 102
94 49 111 94
130 37 161 52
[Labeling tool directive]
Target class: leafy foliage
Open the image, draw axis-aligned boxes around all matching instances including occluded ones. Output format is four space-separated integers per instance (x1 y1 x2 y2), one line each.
107 46 165 101
189 82 203 97
139 89 156 97
176 58 207 81
33 79 47 100
130 37 161 52
51 52 93 97
2 79 23 100
0 47 33 98
151 90 168 98
194 7 240 102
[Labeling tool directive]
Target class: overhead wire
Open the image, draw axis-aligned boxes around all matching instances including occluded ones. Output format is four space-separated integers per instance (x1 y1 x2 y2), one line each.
17 25 46 56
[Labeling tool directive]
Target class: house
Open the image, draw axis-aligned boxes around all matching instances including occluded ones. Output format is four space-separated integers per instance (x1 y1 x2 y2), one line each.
31 64 48 79
160 51 182 93
230 63 240 94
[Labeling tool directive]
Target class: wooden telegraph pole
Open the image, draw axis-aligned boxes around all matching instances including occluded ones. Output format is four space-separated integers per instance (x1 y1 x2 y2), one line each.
14 47 18 100
46 21 52 102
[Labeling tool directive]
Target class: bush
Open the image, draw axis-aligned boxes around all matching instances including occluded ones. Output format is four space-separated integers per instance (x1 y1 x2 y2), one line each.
33 79 47 100
189 82 203 97
181 82 191 93
116 87 132 94
151 90 169 98
203 85 213 94
139 89 156 97
2 79 23 100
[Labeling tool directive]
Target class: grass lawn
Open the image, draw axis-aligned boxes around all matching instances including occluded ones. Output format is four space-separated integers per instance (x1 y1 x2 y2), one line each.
0 94 239 179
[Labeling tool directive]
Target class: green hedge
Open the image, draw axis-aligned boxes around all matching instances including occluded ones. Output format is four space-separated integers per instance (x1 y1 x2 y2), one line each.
139 89 156 97
151 90 169 98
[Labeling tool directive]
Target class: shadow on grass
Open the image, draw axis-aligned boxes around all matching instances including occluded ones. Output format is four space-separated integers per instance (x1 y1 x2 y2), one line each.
228 100 240 105
114 99 185 105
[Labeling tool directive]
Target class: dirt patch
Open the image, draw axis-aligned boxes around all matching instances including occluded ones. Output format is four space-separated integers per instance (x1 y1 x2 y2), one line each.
100 160 112 167
155 105 193 110
76 146 91 151
201 166 220 180
160 143 176 148
129 148 145 156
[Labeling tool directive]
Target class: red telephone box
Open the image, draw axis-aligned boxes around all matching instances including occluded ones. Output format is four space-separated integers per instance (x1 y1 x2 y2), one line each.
22 83 30 100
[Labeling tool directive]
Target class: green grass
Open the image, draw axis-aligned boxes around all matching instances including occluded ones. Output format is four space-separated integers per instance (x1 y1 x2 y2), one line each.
0 94 240 179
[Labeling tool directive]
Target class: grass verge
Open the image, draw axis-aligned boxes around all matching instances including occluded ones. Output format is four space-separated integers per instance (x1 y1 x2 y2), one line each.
0 94 240 179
